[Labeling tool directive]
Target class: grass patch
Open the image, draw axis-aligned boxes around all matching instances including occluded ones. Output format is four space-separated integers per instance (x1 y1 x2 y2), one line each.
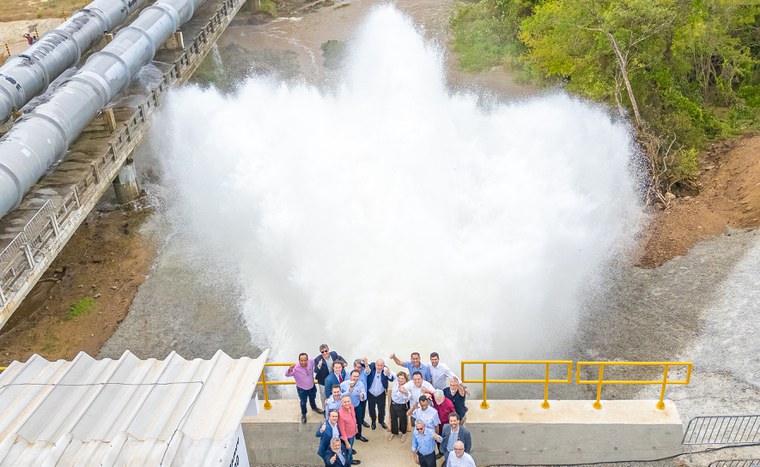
67 297 95 320
257 0 277 16
0 0 85 22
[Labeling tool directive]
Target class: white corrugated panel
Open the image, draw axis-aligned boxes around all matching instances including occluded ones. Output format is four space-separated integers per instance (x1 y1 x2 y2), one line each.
0 349 269 466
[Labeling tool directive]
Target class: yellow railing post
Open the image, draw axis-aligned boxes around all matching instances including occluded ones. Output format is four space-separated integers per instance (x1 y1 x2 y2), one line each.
593 364 604 410
541 362 550 409
481 362 489 409
260 368 272 410
657 364 670 410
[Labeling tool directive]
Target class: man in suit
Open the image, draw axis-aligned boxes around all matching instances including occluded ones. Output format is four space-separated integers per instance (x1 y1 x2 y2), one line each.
441 413 472 464
324 360 347 399
316 410 341 460
324 437 360 466
315 344 343 403
365 358 395 430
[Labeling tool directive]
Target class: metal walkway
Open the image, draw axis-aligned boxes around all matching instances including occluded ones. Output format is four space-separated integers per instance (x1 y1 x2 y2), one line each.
0 0 248 328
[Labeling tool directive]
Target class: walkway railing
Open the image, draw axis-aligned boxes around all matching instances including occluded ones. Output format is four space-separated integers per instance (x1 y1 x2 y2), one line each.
257 362 303 410
576 361 692 410
256 359 692 412
0 0 246 323
460 360 573 410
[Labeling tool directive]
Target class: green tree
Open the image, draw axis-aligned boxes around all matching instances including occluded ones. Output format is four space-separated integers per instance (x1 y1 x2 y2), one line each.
519 0 759 199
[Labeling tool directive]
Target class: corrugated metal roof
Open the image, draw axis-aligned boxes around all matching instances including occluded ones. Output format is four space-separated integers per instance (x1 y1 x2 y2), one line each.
0 349 269 466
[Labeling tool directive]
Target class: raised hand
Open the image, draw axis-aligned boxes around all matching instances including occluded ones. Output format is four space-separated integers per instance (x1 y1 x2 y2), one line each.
320 422 327 433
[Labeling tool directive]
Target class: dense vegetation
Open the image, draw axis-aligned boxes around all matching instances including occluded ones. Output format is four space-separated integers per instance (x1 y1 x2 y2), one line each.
451 0 760 201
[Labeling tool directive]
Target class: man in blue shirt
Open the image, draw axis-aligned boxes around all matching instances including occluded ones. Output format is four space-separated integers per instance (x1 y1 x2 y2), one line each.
391 351 432 383
340 369 368 442
324 385 344 419
411 420 442 467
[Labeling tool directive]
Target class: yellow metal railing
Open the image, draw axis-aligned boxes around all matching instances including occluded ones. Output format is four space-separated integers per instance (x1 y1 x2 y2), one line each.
576 361 693 410
255 360 693 412
460 360 573 410
256 362 317 410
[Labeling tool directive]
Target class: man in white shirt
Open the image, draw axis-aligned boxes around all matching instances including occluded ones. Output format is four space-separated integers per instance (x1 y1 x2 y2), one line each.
404 371 435 410
407 395 440 432
429 352 459 390
446 440 476 466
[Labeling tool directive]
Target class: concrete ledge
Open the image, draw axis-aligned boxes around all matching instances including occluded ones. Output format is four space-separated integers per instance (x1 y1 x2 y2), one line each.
466 400 683 465
242 399 683 466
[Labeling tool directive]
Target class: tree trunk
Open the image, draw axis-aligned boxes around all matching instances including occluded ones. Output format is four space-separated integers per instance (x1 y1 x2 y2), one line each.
605 31 642 129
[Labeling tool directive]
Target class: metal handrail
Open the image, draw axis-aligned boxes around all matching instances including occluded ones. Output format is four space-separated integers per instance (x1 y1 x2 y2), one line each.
1 0 243 316
576 361 692 410
460 360 573 410
256 362 320 411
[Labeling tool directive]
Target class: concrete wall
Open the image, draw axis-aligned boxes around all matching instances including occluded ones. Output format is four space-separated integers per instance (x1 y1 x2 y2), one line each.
242 399 683 466
467 400 683 465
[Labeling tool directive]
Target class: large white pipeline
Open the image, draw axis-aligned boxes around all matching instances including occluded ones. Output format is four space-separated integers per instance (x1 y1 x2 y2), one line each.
0 0 207 218
0 0 148 124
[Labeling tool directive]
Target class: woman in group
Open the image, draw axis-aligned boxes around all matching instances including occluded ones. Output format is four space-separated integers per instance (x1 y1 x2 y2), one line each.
388 371 411 442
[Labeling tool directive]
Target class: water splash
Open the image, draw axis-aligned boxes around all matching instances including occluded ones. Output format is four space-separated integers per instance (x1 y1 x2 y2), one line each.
152 5 643 362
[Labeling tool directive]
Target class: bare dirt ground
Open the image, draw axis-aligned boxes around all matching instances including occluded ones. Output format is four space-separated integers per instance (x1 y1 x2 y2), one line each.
637 134 760 267
0 204 155 367
0 18 63 57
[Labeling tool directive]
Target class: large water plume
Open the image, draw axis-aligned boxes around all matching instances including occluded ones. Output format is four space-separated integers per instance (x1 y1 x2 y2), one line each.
152 5 643 362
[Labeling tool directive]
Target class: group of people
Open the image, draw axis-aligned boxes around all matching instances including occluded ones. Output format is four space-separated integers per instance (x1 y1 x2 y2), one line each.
286 344 477 466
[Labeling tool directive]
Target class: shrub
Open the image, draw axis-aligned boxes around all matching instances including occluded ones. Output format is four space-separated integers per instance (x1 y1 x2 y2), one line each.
67 297 95 320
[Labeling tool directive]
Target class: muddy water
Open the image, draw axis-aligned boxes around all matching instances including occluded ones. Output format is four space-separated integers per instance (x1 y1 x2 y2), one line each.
219 0 534 96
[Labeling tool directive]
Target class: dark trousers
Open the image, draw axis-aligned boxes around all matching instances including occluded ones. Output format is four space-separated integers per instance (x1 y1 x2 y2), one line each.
297 386 318 415
389 402 409 434
417 452 436 467
367 391 386 423
354 402 366 437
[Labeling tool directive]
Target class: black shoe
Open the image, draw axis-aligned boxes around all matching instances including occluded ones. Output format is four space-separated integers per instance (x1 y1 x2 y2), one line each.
351 449 357 455
380 421 388 429
300 414 306 424
435 452 444 459
312 407 325 415
357 435 369 442
371 421 376 430
351 461 361 465
362 421 370 428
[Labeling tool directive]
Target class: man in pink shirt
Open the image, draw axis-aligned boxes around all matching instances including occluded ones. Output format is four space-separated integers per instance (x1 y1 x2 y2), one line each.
286 352 325 423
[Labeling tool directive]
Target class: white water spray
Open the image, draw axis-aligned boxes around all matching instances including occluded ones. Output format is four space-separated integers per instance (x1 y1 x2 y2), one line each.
153 6 643 362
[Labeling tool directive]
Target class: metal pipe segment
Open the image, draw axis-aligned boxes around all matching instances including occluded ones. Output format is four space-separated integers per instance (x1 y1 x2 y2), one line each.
0 0 206 218
0 0 148 124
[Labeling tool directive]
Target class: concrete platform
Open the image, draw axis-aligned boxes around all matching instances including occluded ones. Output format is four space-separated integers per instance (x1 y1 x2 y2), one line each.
242 399 684 466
